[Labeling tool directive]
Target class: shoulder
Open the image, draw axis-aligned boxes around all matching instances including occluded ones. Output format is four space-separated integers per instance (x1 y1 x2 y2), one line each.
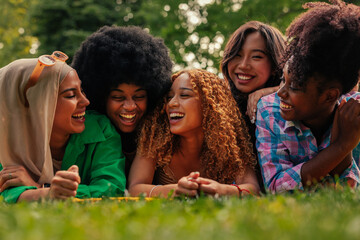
257 92 280 119
339 91 360 102
256 92 289 132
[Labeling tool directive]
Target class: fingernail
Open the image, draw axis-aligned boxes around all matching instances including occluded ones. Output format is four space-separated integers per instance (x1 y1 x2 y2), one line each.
251 116 255 124
253 108 256 113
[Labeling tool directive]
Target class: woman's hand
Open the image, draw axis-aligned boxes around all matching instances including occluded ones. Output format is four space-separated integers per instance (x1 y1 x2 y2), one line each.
196 177 227 196
49 165 81 200
334 98 360 151
175 172 227 197
246 86 280 124
0 165 41 192
175 172 200 197
247 90 265 124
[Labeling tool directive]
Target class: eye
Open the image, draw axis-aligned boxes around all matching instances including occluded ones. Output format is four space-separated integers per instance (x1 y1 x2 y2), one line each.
111 96 125 101
134 95 146 100
64 91 76 98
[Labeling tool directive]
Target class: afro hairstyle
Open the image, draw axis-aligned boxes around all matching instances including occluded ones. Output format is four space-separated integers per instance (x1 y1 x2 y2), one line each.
71 25 173 114
284 0 360 94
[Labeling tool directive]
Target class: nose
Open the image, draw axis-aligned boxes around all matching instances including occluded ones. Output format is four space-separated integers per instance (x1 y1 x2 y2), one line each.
238 56 250 70
123 99 136 111
80 92 90 107
167 96 179 108
277 83 288 99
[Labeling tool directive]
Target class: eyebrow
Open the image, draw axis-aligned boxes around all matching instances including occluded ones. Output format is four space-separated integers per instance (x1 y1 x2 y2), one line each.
110 88 146 92
237 49 267 55
252 49 267 54
59 88 77 95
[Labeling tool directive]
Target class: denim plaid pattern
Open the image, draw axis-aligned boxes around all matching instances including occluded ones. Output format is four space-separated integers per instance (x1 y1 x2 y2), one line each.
255 92 360 193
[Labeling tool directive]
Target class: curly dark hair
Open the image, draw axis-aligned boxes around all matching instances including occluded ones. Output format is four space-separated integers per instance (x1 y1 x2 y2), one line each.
284 0 360 94
71 25 173 115
138 69 256 184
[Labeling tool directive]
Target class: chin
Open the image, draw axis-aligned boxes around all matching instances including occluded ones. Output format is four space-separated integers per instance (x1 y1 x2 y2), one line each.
118 126 137 134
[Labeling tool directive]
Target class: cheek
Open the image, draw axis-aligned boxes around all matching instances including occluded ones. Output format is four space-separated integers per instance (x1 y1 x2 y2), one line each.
137 99 148 115
106 99 119 116
227 61 237 76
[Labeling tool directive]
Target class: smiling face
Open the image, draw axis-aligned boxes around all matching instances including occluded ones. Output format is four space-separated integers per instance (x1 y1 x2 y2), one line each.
277 65 333 128
227 31 272 93
52 70 90 137
106 83 147 133
166 73 203 136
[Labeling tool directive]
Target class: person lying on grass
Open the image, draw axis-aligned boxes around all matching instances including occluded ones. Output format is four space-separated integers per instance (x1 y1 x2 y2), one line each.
220 21 286 192
0 54 126 203
256 0 360 193
128 69 260 197
72 26 172 183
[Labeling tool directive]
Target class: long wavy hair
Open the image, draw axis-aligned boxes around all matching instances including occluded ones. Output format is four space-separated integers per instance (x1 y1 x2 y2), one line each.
138 69 256 184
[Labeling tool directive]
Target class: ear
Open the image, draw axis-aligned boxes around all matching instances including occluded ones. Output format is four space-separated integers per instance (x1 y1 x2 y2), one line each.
322 88 340 104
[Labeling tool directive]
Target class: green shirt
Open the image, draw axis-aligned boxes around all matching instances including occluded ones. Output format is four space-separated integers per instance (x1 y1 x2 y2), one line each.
0 111 126 203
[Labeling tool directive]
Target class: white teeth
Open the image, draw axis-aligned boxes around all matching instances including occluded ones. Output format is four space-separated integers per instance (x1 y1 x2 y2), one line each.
170 113 184 118
237 74 252 80
280 102 293 109
72 112 85 118
120 113 136 119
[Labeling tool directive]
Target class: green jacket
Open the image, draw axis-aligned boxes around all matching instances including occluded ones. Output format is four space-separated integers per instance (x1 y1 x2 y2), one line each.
0 111 126 203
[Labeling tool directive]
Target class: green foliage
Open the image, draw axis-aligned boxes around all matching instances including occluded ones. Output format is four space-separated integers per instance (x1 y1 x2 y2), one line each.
1 0 359 69
1 189 360 239
0 0 38 67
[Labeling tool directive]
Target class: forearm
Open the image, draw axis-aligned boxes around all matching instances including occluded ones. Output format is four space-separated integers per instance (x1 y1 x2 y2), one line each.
129 183 177 197
301 144 351 186
261 86 280 96
17 188 50 202
330 152 352 177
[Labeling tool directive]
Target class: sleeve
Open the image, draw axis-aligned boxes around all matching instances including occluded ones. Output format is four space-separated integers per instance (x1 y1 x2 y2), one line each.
0 163 38 203
338 156 360 185
255 102 304 193
1 186 37 203
76 120 126 198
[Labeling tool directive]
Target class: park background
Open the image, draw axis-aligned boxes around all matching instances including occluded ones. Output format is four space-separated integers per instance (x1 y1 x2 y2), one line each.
2 0 360 71
1 0 360 239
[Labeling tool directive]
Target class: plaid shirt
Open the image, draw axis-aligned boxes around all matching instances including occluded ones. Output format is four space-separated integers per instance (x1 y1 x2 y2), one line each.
256 91 360 193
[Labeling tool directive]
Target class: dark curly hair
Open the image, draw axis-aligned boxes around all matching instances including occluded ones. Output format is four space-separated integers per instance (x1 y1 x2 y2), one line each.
138 69 256 184
284 0 360 94
71 25 173 115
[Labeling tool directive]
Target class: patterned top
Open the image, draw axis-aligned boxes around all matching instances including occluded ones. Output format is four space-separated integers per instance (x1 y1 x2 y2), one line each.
256 92 360 193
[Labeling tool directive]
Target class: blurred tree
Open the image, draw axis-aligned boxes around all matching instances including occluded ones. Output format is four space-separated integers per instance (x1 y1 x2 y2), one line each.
1 0 359 70
0 0 38 67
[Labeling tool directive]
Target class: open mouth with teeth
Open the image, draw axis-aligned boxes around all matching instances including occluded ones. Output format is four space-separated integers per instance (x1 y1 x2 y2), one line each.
169 112 185 121
236 74 254 82
280 102 293 110
72 112 85 120
119 113 136 123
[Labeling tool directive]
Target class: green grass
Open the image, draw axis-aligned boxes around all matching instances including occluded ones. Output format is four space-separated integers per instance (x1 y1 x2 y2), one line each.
1 188 360 240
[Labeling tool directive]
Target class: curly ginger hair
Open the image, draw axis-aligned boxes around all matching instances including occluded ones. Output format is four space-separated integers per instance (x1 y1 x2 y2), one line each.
138 69 256 184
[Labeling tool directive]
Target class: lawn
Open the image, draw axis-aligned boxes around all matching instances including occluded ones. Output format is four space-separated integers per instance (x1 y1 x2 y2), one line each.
1 188 360 240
